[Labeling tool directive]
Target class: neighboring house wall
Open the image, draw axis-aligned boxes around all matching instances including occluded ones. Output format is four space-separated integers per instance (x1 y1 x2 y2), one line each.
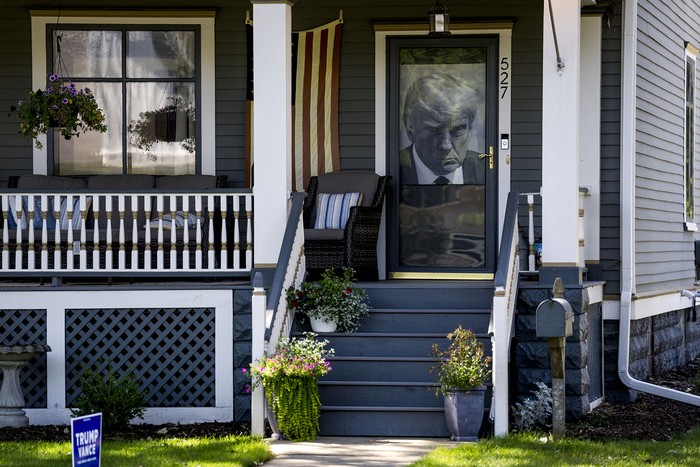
600 8 622 295
634 0 700 293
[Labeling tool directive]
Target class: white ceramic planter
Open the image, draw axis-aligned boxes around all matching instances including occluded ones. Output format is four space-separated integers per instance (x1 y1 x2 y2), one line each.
309 316 338 333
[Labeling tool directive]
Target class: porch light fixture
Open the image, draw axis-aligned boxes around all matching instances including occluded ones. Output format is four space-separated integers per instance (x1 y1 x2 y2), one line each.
428 0 451 35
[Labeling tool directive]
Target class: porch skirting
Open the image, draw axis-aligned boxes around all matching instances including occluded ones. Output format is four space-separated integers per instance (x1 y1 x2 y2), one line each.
0 287 253 425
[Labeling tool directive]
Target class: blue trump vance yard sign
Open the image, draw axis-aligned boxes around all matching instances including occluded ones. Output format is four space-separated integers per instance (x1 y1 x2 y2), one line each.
71 413 102 467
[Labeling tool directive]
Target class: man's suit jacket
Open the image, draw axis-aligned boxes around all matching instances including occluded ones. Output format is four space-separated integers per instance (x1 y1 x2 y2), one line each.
398 146 486 185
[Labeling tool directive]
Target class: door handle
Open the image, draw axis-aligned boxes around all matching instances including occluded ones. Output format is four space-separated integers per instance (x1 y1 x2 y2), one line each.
478 146 494 170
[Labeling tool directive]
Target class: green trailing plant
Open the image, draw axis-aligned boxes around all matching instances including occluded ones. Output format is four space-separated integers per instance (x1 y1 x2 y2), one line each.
430 325 492 396
71 361 147 431
511 381 553 433
11 74 107 149
245 333 334 441
286 268 369 332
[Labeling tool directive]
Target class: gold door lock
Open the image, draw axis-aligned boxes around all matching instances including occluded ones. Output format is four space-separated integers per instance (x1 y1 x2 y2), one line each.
479 146 494 170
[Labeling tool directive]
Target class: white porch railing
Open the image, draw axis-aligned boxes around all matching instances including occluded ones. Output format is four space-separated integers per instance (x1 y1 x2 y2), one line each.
490 191 520 437
1 190 252 275
251 192 307 436
520 187 588 273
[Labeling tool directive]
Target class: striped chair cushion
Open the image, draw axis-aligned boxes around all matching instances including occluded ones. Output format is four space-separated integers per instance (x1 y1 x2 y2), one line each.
313 192 363 230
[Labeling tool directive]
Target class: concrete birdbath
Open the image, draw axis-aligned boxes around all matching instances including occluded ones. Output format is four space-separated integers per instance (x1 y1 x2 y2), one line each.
0 344 52 427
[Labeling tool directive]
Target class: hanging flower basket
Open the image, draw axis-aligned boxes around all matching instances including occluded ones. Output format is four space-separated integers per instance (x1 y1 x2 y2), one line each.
11 74 107 149
128 96 195 160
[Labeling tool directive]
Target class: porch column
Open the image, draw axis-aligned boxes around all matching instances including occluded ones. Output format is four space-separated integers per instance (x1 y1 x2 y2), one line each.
580 13 602 276
251 0 295 267
541 0 582 285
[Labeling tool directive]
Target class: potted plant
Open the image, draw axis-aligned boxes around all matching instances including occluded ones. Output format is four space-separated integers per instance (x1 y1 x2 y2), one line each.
286 268 369 333
431 325 492 441
11 74 107 149
245 333 334 441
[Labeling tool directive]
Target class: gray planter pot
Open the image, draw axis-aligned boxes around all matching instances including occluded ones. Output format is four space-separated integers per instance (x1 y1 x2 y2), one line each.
444 386 486 441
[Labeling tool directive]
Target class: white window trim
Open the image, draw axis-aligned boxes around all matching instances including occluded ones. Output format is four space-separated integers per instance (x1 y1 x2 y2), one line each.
684 42 698 231
29 10 216 175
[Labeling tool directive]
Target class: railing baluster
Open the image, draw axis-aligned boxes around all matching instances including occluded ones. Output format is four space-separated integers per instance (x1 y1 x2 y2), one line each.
92 196 101 270
195 196 203 270
131 195 139 270
54 195 62 271
246 194 253 269
66 195 74 270
207 194 215 269
2 195 9 271
220 194 228 270
527 194 535 272
183 197 191 270
27 194 35 270
233 195 241 270
157 195 164 270
118 195 126 270
105 196 113 270
14 195 23 271
78 195 87 270
40 195 48 270
170 194 177 270
144 196 152 270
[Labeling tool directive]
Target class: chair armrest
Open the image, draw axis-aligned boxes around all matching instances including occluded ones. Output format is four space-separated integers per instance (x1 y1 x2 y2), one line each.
344 205 383 265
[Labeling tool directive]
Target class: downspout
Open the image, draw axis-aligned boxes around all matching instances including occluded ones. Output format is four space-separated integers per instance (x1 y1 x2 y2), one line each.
618 0 700 406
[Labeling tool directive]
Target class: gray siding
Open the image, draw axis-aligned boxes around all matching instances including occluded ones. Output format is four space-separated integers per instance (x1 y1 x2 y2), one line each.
0 4 32 188
635 0 700 293
600 7 622 295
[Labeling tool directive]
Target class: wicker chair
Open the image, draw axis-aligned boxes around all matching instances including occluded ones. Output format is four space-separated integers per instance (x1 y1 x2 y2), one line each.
303 172 390 281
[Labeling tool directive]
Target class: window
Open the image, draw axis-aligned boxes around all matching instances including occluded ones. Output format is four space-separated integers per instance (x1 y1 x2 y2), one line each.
685 43 698 230
30 12 216 176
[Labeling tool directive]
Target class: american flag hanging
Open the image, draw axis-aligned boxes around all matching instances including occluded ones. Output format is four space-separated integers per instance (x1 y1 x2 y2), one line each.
291 19 343 192
245 16 343 190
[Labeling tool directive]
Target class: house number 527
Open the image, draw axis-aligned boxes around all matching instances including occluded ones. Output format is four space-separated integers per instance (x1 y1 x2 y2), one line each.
500 57 509 99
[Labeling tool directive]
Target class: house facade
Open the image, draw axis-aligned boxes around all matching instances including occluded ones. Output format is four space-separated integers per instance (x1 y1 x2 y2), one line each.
1 0 700 437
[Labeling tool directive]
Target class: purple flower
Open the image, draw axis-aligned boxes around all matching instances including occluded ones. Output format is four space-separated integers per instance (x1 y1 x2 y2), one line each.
49 74 59 82
69 88 77 97
62 98 69 105
52 105 58 110
241 368 247 373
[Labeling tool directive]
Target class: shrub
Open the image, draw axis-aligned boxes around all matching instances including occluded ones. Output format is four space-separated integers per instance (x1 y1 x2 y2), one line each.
71 362 147 431
430 325 492 396
511 381 553 433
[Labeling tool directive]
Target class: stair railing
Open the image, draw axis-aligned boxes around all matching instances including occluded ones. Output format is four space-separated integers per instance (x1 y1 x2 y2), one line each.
490 190 520 437
250 191 307 436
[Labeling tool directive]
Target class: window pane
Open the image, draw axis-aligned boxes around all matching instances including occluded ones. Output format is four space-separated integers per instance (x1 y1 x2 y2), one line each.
53 30 122 78
127 31 195 78
127 82 196 175
54 82 123 175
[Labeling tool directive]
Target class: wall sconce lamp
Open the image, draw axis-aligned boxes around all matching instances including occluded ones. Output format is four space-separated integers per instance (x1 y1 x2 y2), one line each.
428 0 451 35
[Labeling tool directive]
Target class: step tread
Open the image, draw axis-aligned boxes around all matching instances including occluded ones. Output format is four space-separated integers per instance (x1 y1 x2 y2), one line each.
319 380 439 387
321 406 445 412
304 332 491 338
329 356 435 362
367 308 490 314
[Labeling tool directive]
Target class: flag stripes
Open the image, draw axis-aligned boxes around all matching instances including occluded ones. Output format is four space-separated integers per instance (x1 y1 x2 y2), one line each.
292 19 343 192
245 18 342 191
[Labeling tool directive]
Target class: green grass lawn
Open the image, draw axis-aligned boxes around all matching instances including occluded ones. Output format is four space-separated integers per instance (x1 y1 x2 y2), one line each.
0 435 273 467
411 428 700 466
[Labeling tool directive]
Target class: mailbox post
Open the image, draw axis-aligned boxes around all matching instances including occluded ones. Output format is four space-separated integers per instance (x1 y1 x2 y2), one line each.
535 277 573 440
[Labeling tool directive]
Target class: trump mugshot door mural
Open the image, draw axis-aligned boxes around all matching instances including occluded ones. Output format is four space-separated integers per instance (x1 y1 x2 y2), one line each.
387 36 498 278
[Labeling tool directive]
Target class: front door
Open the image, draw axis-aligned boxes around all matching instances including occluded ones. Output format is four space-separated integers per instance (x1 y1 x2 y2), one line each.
387 36 499 279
